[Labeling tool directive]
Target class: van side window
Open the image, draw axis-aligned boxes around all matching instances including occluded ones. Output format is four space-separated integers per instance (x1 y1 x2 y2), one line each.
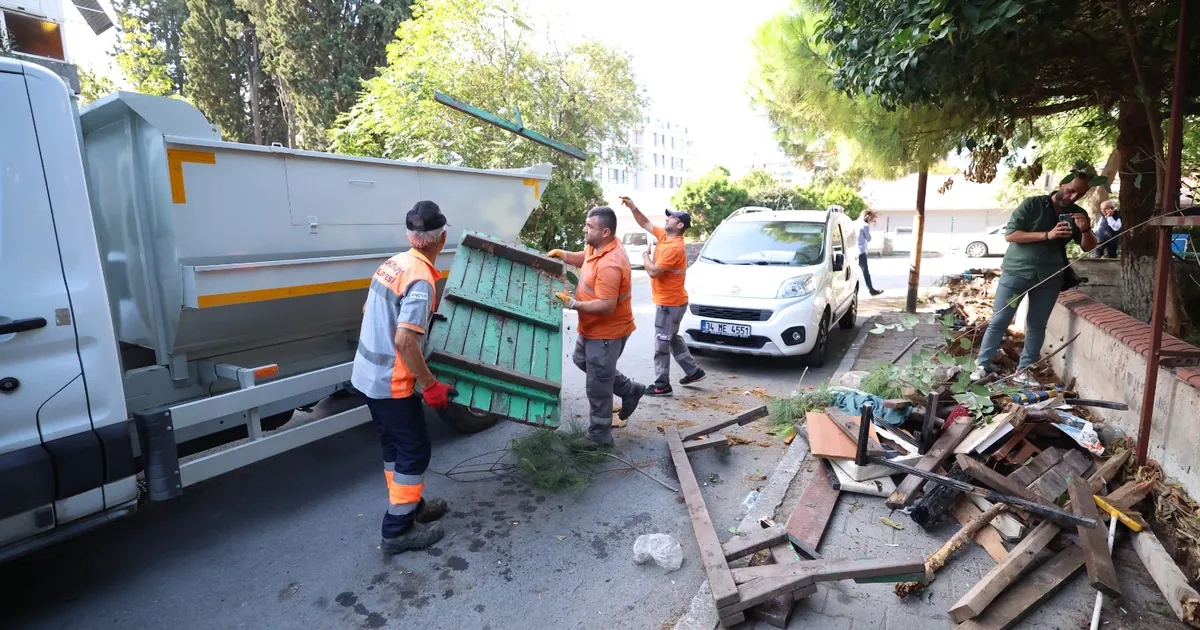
832 223 845 261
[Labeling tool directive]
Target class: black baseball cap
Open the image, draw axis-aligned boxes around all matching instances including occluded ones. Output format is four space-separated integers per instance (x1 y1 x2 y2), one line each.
665 209 691 230
406 200 448 231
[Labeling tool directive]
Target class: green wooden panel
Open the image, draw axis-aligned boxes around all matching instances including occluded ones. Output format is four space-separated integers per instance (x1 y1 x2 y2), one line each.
427 231 563 429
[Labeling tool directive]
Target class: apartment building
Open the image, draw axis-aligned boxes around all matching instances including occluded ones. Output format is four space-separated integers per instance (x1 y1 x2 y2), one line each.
597 114 696 233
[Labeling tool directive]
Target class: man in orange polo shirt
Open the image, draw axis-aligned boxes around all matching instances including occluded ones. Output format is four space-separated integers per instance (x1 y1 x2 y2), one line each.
547 206 645 445
620 197 704 396
352 200 458 554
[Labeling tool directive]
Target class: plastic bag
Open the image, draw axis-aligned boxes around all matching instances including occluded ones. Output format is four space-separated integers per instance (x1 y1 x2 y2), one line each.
633 533 683 572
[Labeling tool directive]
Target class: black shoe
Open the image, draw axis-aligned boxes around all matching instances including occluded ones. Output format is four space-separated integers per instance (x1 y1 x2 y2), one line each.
381 522 444 554
646 384 674 397
618 384 645 420
679 369 706 385
869 289 884 296
415 497 448 524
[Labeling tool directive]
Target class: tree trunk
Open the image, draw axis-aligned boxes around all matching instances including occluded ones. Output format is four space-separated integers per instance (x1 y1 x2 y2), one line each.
1117 101 1160 322
906 167 928 313
247 26 264 145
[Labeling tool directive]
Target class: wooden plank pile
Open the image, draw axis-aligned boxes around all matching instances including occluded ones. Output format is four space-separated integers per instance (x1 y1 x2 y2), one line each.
665 406 925 628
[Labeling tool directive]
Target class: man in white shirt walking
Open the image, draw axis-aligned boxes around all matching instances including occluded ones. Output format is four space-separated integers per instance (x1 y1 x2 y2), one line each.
1092 200 1121 259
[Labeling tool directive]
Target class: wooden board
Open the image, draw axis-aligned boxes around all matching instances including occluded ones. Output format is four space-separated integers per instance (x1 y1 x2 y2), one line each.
1130 530 1200 627
461 232 564 274
679 406 769 442
954 545 1085 630
829 459 895 497
1067 475 1121 598
967 495 1027 542
684 435 730 453
722 526 788 562
832 451 923 481
948 522 1062 623
1007 447 1064 487
957 454 1052 507
665 427 739 607
955 407 1025 455
806 411 878 460
886 416 975 509
824 408 886 458
950 497 1009 563
785 462 841 552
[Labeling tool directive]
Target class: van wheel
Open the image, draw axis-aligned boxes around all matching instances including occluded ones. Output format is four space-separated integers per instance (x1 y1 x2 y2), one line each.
436 404 500 434
804 313 830 367
965 242 989 258
839 289 858 330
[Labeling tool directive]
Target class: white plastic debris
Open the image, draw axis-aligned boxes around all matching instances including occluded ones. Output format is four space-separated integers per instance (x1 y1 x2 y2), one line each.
633 533 683 572
835 370 870 389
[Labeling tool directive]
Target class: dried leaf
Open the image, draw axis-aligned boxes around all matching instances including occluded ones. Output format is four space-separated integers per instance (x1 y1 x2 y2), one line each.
880 517 906 530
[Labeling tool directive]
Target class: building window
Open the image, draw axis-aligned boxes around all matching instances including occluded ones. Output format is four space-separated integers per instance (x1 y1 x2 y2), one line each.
621 170 629 184
2 11 66 61
610 168 620 183
671 137 676 150
680 159 684 172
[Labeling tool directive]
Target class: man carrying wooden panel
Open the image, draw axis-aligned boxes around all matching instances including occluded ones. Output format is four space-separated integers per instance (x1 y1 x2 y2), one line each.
548 206 646 445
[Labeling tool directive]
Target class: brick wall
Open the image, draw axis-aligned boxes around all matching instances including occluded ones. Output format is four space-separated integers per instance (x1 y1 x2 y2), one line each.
1046 290 1200 492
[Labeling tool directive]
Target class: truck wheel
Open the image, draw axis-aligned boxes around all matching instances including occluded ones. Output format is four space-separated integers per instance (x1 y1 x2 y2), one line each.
436 405 500 434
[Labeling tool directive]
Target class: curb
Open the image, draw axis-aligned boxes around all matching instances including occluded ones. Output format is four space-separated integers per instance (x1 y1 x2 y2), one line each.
829 316 877 385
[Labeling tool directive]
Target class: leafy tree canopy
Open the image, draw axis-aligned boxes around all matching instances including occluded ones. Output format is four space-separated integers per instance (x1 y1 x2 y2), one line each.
671 167 752 237
329 0 646 251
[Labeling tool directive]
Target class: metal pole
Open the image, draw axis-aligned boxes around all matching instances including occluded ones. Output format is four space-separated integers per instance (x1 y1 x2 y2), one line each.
1136 0 1191 465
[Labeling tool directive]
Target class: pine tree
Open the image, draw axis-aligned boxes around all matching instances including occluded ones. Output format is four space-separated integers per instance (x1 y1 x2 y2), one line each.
112 0 189 96
182 0 251 141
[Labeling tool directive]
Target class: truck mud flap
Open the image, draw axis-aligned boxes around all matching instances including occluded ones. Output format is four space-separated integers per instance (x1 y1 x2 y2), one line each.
133 409 182 501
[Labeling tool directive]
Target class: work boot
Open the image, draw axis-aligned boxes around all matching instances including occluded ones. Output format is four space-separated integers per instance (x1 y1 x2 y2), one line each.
679 369 706 385
415 497 448 524
869 289 884 296
646 384 674 397
381 522 444 555
618 384 646 420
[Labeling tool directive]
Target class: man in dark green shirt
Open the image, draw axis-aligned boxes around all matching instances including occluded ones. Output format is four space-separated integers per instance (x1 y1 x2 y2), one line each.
972 173 1098 384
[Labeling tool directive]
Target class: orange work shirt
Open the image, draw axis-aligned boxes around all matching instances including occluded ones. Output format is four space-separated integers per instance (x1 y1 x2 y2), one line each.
649 226 688 307
575 239 635 340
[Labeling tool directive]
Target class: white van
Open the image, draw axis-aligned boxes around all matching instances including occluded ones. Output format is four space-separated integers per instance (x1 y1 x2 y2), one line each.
679 208 861 365
622 230 650 268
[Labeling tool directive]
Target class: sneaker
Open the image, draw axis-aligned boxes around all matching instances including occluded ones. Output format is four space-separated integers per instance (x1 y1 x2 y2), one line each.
970 365 989 381
415 497 448 524
646 384 674 397
381 521 444 554
618 384 645 420
679 369 706 385
869 289 884 296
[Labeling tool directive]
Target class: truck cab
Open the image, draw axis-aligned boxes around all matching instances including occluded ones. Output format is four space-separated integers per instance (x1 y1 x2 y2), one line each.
0 59 137 559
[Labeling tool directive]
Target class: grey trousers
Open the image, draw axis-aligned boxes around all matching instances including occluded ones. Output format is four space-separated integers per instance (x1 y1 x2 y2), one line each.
976 272 1061 372
573 335 638 444
654 304 700 388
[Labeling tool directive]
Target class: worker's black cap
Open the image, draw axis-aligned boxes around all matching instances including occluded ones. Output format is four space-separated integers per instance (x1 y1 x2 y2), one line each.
665 209 691 230
406 200 448 232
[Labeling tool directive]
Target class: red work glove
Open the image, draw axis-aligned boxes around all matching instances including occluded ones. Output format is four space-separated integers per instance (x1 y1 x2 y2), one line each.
422 381 458 409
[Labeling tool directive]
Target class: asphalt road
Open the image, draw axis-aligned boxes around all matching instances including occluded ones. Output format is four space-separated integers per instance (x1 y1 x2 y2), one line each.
0 277 870 630
860 253 1001 293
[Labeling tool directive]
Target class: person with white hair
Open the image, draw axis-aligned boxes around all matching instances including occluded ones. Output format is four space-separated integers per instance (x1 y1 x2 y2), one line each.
352 200 457 554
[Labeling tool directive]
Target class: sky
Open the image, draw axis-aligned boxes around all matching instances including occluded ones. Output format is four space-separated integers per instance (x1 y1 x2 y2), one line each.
62 0 793 170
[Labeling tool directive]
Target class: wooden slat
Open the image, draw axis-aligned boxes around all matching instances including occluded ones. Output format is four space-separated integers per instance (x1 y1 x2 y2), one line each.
665 427 739 607
954 407 1025 455
966 495 1027 542
954 545 1085 630
509 321 535 422
684 435 730 454
950 497 1009 563
1007 447 1064 487
957 454 1052 507
886 416 974 508
445 289 560 329
679 405 769 441
462 232 564 275
722 526 789 561
824 408 886 458
1131 530 1200 626
730 556 926 589
1067 474 1121 598
948 522 1061 623
785 462 840 552
428 350 560 394
428 363 558 404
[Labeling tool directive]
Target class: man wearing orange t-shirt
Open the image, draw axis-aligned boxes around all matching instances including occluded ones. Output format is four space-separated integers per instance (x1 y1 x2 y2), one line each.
547 206 645 445
620 197 704 396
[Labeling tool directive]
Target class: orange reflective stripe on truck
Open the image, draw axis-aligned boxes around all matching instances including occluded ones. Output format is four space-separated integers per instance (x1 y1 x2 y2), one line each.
196 269 451 308
165 149 216 204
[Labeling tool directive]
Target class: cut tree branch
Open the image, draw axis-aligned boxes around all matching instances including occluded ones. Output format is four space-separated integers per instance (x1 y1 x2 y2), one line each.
1012 97 1100 118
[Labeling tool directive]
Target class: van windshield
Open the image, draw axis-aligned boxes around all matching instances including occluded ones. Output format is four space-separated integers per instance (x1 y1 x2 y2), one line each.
700 221 826 266
623 232 648 246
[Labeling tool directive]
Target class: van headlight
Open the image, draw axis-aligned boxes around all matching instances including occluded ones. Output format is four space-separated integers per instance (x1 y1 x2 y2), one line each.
778 275 816 299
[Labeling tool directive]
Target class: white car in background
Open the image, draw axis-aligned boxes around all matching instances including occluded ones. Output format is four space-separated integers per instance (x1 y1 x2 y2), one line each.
955 225 1010 258
679 208 861 366
622 230 649 268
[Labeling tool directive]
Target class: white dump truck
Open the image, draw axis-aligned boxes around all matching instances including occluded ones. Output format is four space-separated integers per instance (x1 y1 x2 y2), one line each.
0 59 552 562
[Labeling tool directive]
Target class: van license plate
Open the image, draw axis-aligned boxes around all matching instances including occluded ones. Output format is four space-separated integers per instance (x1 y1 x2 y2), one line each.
701 321 751 338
